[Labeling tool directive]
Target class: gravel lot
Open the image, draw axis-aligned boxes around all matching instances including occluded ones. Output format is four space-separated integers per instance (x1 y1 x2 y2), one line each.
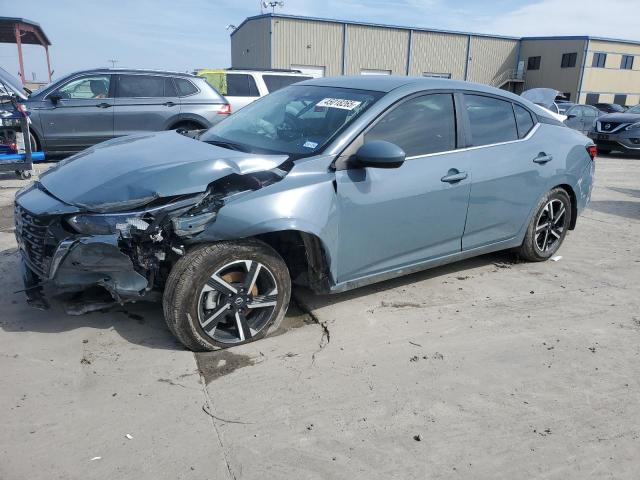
0 155 638 480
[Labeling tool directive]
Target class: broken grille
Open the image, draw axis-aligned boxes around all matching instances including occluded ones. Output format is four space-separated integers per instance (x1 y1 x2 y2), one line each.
14 204 53 277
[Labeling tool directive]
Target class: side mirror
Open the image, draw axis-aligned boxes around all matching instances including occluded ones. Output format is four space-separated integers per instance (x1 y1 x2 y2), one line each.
49 93 62 104
354 140 405 169
566 113 577 119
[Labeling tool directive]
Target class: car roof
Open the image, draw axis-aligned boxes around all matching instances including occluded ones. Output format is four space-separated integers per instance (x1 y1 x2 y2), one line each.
296 75 524 99
62 68 200 78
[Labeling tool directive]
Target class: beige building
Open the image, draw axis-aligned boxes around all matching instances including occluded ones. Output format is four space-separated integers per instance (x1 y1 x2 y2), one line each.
521 37 640 106
231 14 640 106
231 14 523 92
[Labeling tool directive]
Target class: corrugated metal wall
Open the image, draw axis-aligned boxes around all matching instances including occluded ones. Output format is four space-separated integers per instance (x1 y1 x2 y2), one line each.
231 17 271 69
271 18 344 75
467 37 519 85
520 39 585 101
410 31 467 78
345 25 409 75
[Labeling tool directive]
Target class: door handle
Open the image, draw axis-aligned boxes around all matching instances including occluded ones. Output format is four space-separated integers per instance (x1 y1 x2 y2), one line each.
163 101 177 107
96 103 111 108
441 170 468 183
533 153 553 164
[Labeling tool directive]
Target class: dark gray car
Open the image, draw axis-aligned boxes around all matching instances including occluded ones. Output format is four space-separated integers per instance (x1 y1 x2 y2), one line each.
564 104 600 135
587 104 640 154
21 69 229 155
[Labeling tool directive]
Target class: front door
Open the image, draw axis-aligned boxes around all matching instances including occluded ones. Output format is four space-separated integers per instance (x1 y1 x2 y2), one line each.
334 93 471 284
113 74 179 136
38 74 114 152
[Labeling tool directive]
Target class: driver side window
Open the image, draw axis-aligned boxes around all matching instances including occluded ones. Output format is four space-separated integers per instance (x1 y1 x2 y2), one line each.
364 93 456 157
56 75 112 99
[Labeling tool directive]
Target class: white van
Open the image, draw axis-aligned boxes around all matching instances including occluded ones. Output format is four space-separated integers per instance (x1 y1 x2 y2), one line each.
195 69 312 112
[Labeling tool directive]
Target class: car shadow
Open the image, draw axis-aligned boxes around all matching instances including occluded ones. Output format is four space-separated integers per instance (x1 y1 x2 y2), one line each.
0 248 185 351
587 200 640 221
293 250 522 310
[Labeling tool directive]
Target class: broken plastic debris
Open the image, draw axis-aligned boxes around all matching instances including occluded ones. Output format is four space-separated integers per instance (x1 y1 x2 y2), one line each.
90 456 101 461
125 433 133 440
550 255 562 262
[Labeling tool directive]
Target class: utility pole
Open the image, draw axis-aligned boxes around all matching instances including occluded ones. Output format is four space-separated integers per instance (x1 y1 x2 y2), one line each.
108 59 119 68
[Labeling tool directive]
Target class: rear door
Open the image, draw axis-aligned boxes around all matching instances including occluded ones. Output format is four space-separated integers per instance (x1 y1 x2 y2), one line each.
460 94 545 250
334 92 472 283
224 73 260 111
113 74 179 136
39 74 114 152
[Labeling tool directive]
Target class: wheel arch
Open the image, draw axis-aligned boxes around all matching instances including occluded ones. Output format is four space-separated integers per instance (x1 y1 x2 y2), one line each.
252 230 333 294
555 183 578 230
165 113 210 130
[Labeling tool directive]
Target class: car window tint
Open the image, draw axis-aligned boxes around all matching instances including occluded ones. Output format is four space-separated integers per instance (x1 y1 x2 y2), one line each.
465 95 518 145
118 75 165 98
226 74 259 97
513 104 535 139
164 77 178 97
364 94 456 157
583 107 598 117
57 75 111 99
263 75 312 93
175 78 198 97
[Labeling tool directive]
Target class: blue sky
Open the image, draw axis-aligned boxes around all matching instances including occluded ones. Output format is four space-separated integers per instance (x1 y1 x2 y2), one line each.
1 0 638 82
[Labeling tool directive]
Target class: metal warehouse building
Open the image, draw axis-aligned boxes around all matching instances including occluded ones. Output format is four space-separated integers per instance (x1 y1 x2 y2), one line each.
231 14 640 106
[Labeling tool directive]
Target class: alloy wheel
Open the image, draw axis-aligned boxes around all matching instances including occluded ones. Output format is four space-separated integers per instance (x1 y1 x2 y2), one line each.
197 260 278 344
535 198 566 253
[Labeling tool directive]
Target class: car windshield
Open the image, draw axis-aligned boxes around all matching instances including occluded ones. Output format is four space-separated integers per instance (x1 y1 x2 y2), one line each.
200 85 383 156
626 105 640 114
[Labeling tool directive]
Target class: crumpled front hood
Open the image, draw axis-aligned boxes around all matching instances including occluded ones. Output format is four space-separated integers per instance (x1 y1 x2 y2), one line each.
39 131 289 212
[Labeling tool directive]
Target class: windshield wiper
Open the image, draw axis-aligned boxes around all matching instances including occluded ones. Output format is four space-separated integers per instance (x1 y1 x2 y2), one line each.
204 139 248 152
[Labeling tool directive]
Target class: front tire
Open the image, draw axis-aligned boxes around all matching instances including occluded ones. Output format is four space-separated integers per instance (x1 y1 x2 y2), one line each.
163 240 291 351
518 188 572 262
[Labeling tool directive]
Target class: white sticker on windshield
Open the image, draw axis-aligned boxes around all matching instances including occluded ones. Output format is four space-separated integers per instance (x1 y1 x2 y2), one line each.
316 98 362 110
303 141 318 149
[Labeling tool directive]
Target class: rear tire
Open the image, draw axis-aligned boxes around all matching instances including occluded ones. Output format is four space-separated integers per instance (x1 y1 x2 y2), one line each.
171 121 204 134
163 240 291 351
518 188 572 262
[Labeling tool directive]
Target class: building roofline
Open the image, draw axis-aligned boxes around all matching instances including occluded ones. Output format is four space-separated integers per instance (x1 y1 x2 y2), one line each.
522 35 640 47
0 16 51 45
231 14 640 47
230 13 520 41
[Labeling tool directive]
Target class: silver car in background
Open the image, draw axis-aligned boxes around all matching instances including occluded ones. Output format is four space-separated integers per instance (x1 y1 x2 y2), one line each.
21 69 230 155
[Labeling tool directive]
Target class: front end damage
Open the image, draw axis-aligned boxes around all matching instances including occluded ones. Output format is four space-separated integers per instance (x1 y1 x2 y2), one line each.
16 166 289 311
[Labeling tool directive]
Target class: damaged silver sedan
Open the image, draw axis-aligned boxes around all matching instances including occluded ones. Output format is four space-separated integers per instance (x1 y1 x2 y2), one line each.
15 76 595 351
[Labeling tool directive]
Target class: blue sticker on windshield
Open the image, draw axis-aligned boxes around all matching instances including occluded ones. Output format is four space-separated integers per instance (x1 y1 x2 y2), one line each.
303 141 318 149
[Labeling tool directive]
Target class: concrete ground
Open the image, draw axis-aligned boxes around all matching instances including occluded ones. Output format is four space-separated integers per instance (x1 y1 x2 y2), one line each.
0 155 638 479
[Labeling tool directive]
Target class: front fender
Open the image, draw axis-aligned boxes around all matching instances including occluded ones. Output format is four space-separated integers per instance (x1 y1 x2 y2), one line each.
192 160 340 277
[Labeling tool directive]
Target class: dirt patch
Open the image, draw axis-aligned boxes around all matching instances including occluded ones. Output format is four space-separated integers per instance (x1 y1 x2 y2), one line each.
0 203 16 233
195 350 256 383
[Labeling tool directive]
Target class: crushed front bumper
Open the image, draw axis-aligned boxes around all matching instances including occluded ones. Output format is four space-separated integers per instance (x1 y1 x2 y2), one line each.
15 185 151 307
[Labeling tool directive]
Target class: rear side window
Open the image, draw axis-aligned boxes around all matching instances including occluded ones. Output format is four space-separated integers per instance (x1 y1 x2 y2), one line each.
262 75 312 93
117 75 167 98
175 78 198 97
464 95 518 146
226 74 259 97
365 93 456 157
513 104 535 139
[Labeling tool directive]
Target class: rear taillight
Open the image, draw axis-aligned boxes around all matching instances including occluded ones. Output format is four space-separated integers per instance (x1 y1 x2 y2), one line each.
218 104 231 115
586 144 597 160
